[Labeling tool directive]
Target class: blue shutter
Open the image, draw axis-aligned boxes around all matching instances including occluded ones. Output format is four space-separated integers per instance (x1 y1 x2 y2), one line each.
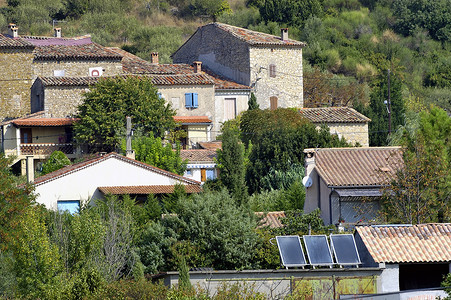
192 93 198 108
185 93 192 108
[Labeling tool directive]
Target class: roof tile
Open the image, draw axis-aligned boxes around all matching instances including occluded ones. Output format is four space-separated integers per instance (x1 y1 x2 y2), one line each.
34 43 122 61
256 211 286 228
299 107 371 123
173 116 212 124
12 118 78 127
0 34 34 49
356 224 451 263
180 149 217 162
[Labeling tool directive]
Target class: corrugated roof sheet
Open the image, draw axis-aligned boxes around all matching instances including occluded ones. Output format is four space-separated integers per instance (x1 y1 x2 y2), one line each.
299 107 371 123
98 185 202 195
213 23 305 47
256 211 286 228
180 149 217 162
356 224 451 263
33 152 200 186
310 147 403 187
12 118 78 127
173 116 212 124
33 43 122 61
0 34 34 49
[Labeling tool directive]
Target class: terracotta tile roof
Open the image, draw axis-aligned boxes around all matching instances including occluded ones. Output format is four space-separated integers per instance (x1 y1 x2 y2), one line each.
33 43 122 61
212 23 305 47
98 185 202 195
173 116 212 124
308 147 403 187
0 34 34 49
33 152 200 186
180 149 217 162
299 107 371 123
0 111 45 126
12 118 78 127
256 211 286 228
198 141 222 151
38 74 214 87
356 224 451 263
22 35 92 46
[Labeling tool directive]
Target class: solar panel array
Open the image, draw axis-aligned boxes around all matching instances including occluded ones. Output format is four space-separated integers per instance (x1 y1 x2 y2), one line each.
276 234 361 268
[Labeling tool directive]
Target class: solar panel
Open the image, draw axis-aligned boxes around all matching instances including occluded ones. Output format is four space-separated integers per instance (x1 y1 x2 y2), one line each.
276 236 307 268
303 235 334 266
330 234 361 266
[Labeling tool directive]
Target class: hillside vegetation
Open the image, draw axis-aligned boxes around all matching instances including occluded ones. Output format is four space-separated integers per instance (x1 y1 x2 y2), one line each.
0 0 449 119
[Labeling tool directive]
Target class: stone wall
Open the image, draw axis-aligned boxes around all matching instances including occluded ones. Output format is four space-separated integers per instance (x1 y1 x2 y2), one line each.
0 49 34 121
317 122 369 147
249 46 303 109
172 25 251 86
31 60 122 79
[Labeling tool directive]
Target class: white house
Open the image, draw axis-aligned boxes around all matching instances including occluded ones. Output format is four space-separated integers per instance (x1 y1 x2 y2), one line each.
180 149 218 183
32 152 201 213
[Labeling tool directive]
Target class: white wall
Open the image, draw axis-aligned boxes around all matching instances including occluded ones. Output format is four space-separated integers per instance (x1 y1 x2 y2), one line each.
34 156 191 209
378 263 400 293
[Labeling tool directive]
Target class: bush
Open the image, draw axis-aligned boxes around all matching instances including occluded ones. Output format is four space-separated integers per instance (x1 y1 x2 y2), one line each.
40 151 71 175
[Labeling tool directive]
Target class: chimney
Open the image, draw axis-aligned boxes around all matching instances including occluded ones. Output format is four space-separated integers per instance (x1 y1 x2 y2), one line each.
150 52 159 64
8 23 18 38
281 28 288 41
54 27 62 38
26 156 34 183
193 61 202 73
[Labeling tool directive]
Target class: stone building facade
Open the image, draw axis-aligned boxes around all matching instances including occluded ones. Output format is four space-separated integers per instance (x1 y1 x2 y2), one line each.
172 23 305 109
299 107 371 146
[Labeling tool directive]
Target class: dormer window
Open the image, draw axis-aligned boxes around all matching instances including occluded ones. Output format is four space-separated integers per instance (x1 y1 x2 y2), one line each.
269 64 276 78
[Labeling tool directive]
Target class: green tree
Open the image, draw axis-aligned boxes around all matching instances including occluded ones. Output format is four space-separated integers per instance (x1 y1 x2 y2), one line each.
0 153 35 250
40 150 71 175
256 0 323 26
248 92 260 110
74 76 176 153
216 124 248 206
121 134 187 175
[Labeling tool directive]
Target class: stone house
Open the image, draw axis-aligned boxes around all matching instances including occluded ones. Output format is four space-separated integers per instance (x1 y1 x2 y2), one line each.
172 22 305 110
299 107 371 146
303 147 403 225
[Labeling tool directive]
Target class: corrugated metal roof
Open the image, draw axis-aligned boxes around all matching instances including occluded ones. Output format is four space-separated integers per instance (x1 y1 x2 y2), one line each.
98 185 202 195
299 107 371 123
173 116 212 124
311 147 403 187
356 224 451 263
33 152 200 186
213 23 305 47
180 149 217 163
12 118 78 127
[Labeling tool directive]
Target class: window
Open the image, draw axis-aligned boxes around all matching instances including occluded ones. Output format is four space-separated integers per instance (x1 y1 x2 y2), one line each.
224 98 236 121
185 93 198 108
21 128 32 143
57 200 80 214
206 169 215 180
201 168 216 182
270 96 278 110
269 64 276 78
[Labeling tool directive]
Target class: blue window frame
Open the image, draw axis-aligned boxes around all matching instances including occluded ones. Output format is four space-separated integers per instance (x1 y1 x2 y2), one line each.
185 93 198 108
206 169 215 180
57 200 80 214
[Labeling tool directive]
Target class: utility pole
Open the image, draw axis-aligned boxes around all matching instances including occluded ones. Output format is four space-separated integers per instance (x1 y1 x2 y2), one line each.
126 116 135 159
387 69 392 134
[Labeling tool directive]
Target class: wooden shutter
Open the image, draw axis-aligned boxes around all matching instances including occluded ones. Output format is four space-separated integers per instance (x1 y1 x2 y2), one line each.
224 98 236 121
201 168 206 182
269 64 276 78
270 96 278 110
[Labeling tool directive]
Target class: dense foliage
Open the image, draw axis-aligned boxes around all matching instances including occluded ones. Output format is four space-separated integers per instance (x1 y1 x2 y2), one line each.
74 76 176 152
40 151 71 175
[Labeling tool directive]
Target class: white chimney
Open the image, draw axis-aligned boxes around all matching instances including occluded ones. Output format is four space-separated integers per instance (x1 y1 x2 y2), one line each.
54 28 62 38
193 61 202 73
150 52 159 64
8 23 18 38
281 28 288 41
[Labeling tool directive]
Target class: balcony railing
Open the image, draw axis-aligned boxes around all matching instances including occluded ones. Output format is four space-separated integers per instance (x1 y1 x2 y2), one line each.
20 143 75 156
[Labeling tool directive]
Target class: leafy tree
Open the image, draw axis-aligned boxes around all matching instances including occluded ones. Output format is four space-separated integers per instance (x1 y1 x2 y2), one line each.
40 150 71 175
248 92 260 110
121 134 187 175
254 0 323 26
382 106 450 223
278 209 331 235
216 124 248 206
0 153 35 250
74 76 176 153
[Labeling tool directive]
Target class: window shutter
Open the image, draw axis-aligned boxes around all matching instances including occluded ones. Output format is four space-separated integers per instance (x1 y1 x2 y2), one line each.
185 93 192 108
201 168 206 182
270 96 278 110
269 64 276 78
193 93 198 108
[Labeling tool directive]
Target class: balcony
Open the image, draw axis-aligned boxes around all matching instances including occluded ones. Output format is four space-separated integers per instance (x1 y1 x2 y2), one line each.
20 143 75 156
